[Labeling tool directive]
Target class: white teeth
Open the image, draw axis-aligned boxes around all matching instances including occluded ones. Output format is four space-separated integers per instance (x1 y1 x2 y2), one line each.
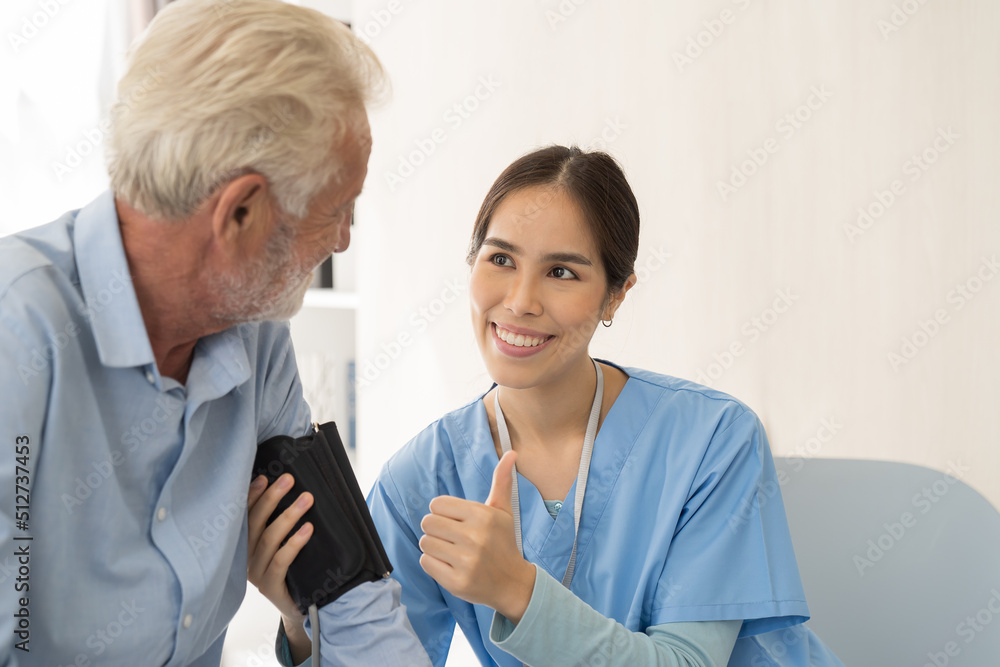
496 325 547 348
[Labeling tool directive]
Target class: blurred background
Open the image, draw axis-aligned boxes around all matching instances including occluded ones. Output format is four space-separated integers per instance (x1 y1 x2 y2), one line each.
3 0 998 665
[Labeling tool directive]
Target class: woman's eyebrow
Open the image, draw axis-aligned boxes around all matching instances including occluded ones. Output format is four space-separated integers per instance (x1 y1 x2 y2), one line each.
483 237 593 266
483 237 518 254
544 251 592 266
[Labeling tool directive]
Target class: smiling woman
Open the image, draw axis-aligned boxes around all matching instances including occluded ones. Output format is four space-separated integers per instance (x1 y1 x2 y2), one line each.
362 145 846 667
467 153 634 399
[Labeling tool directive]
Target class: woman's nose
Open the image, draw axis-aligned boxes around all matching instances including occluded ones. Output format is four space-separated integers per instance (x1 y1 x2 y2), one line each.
503 274 542 316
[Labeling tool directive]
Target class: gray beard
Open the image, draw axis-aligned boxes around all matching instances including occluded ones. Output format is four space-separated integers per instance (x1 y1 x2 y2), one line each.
209 218 312 323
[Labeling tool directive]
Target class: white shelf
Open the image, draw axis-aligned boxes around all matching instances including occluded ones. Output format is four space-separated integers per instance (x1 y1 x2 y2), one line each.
302 288 360 310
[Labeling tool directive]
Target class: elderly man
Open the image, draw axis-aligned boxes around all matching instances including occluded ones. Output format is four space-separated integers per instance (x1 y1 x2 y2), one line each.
0 1 429 665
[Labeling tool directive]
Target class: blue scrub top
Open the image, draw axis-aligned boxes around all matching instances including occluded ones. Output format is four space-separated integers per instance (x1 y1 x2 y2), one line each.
369 363 835 666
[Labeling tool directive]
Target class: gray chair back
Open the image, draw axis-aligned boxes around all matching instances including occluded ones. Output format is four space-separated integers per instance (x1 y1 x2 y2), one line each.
774 457 1000 666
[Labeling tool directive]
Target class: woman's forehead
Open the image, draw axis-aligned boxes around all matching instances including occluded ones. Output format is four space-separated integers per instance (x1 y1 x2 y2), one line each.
487 187 597 256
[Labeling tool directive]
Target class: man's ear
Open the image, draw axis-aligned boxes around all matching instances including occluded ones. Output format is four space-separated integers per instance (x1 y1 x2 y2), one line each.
603 272 638 321
211 173 273 248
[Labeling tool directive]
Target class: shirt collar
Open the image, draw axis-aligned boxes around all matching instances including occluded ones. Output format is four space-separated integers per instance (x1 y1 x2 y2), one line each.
73 191 253 397
74 190 155 369
186 326 253 405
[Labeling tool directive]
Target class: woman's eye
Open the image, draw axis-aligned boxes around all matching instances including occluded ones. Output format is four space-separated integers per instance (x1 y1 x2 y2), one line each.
550 266 577 280
490 254 512 267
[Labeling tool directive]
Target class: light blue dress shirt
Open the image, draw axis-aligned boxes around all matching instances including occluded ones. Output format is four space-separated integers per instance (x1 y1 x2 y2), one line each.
0 191 427 666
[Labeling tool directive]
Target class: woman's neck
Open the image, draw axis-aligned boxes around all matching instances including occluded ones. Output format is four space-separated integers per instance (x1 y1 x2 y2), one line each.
496 356 599 454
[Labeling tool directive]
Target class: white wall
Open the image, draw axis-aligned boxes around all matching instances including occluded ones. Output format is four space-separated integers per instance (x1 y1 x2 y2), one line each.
351 1 1000 530
0 0 132 236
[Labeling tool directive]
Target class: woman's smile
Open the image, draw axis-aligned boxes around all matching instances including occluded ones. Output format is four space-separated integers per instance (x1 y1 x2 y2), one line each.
491 322 556 357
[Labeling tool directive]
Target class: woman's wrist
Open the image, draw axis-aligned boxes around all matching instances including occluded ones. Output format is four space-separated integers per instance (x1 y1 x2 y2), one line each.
495 560 536 625
282 613 311 664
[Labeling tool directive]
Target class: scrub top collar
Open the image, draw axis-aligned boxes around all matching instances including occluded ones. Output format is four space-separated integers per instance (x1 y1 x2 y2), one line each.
469 359 652 582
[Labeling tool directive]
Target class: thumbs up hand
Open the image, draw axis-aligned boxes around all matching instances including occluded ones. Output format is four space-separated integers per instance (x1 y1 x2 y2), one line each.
485 449 516 514
419 451 536 623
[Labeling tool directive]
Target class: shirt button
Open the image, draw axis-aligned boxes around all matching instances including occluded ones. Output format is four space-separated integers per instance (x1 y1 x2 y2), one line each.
145 369 156 384
553 502 563 511
156 507 167 521
183 614 193 629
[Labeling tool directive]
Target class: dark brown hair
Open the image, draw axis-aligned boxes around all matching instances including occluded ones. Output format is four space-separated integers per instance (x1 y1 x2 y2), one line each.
466 145 640 295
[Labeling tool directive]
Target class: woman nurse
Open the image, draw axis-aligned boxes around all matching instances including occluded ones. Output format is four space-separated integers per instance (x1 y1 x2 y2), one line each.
255 145 844 666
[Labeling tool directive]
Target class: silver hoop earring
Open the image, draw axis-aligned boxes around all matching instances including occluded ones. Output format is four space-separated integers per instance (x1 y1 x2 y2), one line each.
601 318 613 328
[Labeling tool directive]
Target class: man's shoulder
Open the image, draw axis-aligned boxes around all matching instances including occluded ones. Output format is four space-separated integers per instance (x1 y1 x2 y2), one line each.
0 213 83 343
1 210 79 286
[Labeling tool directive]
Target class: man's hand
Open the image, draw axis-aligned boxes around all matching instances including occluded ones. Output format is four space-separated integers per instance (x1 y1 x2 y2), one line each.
247 473 314 661
418 451 536 623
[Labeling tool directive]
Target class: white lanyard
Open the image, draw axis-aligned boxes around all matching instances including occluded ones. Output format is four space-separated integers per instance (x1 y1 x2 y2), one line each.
494 358 603 590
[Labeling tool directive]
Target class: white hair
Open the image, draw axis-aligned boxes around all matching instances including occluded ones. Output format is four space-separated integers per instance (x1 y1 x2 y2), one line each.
106 0 386 221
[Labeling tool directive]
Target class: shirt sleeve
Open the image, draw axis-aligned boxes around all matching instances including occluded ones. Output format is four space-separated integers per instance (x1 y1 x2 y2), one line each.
0 313 50 667
652 408 809 635
303 577 431 667
367 471 457 667
184 629 227 666
490 565 741 666
727 624 846 667
255 322 312 442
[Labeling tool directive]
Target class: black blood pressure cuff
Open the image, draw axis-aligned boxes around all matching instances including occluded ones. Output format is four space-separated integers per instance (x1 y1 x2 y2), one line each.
253 422 392 615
